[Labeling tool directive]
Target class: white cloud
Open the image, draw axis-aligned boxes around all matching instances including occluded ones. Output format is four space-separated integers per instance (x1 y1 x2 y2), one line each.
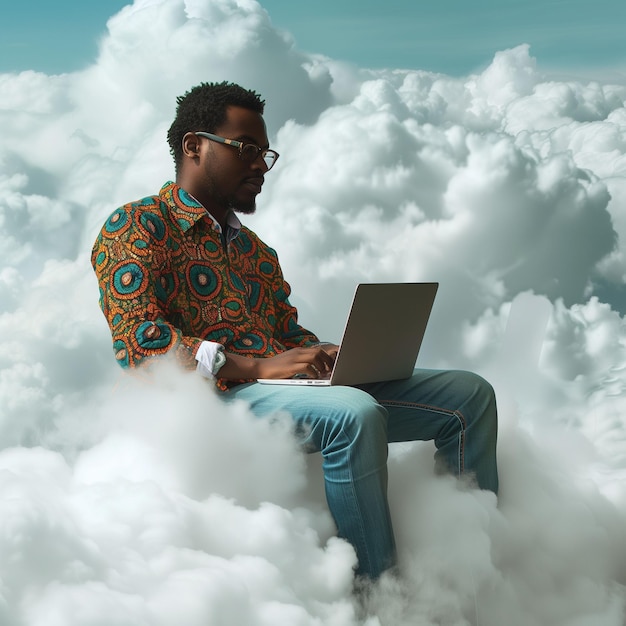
1 0 626 623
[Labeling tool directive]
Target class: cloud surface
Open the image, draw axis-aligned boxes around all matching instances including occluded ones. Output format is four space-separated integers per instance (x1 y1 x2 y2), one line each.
1 0 625 623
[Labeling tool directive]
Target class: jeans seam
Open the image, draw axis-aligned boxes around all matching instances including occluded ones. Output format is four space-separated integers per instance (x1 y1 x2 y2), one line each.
456 416 465 475
331 425 372 575
380 399 466 475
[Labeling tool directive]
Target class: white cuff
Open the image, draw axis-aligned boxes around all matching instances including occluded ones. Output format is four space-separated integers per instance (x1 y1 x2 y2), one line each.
195 341 224 379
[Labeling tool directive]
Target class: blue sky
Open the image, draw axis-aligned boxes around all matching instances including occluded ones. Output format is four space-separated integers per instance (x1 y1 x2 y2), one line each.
2 0 625 76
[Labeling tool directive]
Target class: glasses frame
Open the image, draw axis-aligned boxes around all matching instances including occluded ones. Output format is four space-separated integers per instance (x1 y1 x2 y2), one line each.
195 131 279 171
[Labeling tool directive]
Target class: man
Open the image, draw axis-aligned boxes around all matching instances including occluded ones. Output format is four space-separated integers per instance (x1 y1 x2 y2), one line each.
92 81 498 580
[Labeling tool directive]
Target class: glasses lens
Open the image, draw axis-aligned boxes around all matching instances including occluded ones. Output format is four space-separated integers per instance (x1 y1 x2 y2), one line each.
240 144 278 170
263 152 277 170
240 144 260 162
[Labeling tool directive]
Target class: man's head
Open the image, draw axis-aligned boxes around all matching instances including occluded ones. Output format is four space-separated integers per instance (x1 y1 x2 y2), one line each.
167 82 265 171
168 82 275 219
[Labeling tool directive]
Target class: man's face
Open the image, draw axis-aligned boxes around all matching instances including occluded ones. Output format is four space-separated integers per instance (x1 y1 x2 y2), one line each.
198 105 270 215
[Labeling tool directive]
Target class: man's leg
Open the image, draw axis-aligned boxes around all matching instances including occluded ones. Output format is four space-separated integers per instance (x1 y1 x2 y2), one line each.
359 369 499 493
224 382 396 579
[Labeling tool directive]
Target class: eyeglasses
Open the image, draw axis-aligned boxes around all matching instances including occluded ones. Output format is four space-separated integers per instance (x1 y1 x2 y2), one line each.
195 132 280 171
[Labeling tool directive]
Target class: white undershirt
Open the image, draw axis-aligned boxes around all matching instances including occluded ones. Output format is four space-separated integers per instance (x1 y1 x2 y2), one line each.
195 340 224 380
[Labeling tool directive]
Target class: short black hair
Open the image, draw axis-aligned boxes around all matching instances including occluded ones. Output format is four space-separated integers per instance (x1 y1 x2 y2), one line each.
167 81 265 171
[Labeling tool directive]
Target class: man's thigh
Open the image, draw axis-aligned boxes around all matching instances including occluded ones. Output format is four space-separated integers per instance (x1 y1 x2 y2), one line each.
358 368 484 443
223 381 385 449
224 381 375 415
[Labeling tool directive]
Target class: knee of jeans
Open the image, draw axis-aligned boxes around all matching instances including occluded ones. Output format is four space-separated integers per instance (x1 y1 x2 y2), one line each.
477 376 497 416
475 374 496 404
455 370 496 405
459 371 498 432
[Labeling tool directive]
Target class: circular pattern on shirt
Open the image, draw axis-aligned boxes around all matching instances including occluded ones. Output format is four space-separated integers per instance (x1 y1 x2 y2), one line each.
125 230 154 256
176 186 201 209
110 261 149 300
139 211 167 242
200 303 222 325
102 208 131 237
220 297 245 322
187 263 221 299
233 332 268 354
258 260 275 277
94 248 108 269
135 321 173 351
113 339 130 368
131 238 149 253
202 237 222 260
204 327 236 346
156 273 180 306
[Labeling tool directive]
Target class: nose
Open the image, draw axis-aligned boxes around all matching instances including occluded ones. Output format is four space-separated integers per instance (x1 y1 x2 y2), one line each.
251 152 269 172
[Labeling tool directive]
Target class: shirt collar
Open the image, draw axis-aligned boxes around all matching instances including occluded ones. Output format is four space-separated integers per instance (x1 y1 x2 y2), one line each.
159 181 242 242
209 209 242 244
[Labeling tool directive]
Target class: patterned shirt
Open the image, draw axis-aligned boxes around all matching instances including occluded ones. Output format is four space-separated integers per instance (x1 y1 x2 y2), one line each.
91 181 319 389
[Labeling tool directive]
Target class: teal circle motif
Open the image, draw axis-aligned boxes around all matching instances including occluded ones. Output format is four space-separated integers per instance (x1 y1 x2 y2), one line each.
259 261 274 276
105 209 128 233
140 212 166 240
113 340 130 368
189 264 219 297
234 333 266 352
136 322 172 350
112 262 144 295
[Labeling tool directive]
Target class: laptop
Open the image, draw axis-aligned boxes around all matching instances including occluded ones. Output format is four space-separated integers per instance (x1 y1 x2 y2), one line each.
257 282 438 386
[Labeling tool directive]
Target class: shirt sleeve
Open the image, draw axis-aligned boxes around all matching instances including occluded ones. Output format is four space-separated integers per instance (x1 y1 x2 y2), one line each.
264 246 320 348
91 203 204 371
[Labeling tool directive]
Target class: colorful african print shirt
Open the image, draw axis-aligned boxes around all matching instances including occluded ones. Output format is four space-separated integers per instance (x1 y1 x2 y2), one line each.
92 181 319 388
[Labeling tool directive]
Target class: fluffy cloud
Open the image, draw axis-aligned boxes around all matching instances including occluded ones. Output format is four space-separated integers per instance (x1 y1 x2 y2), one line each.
1 0 626 623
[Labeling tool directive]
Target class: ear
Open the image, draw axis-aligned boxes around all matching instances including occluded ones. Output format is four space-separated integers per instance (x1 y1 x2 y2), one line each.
181 132 202 159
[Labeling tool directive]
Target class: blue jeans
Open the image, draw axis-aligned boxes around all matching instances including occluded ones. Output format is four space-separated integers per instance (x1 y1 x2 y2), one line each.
224 368 498 579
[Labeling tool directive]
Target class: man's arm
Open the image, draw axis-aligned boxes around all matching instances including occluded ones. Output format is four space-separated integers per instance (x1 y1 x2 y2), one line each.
91 205 205 371
220 345 336 380
258 243 320 349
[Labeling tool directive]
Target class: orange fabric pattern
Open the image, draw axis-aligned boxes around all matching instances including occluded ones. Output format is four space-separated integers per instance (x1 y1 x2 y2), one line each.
91 181 319 388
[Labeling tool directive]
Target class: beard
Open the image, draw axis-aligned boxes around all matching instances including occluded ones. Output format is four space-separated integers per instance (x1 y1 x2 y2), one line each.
229 199 256 215
203 170 259 217
228 193 257 215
